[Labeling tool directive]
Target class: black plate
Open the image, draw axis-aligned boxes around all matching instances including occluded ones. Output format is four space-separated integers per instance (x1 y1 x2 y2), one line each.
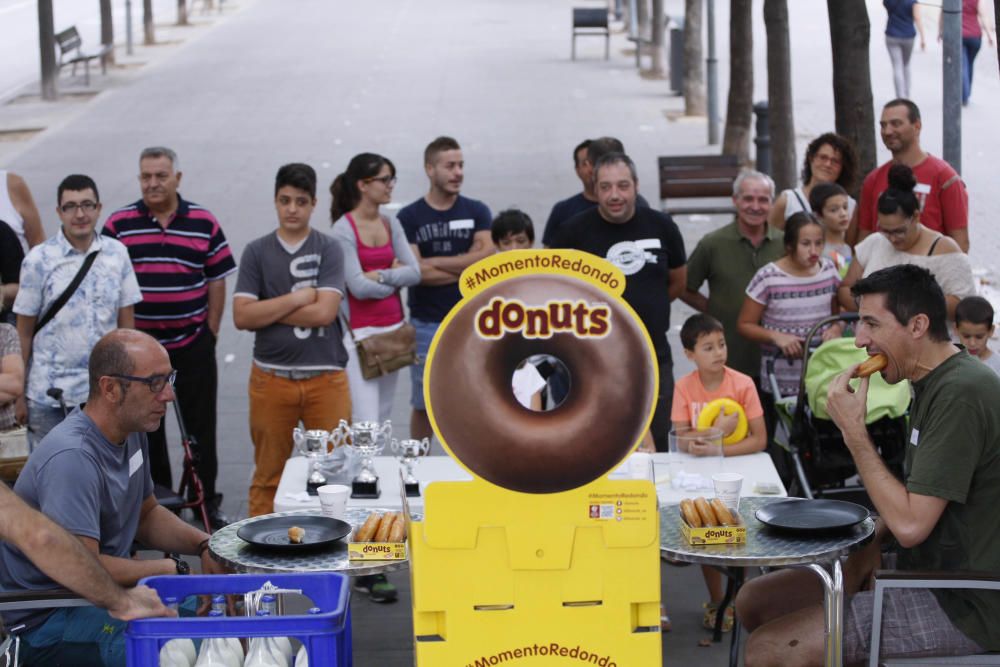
236 515 351 552
754 499 870 533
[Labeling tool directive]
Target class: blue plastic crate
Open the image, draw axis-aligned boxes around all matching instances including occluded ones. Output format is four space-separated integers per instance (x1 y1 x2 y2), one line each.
126 573 352 666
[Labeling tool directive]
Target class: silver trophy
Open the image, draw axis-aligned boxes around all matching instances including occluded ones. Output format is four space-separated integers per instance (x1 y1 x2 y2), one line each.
340 419 392 498
293 428 337 495
391 438 430 497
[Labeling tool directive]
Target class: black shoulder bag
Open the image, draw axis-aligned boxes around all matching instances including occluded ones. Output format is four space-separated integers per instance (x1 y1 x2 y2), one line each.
33 251 100 335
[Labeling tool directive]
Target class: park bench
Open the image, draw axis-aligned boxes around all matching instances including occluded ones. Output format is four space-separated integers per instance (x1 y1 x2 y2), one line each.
658 154 741 217
56 26 113 86
571 8 609 60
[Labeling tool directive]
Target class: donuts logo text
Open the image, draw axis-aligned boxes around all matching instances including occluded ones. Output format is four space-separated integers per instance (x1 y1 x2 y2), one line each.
475 297 611 339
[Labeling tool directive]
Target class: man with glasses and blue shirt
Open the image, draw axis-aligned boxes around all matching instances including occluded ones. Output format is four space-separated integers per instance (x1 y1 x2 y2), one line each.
0 328 223 666
13 174 141 447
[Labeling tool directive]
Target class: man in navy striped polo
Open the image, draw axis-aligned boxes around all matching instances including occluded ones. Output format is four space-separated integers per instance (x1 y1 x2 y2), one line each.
103 147 236 529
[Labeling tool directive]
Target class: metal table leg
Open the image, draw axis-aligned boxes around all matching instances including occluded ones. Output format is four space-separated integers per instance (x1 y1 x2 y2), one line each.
711 566 745 667
796 559 844 667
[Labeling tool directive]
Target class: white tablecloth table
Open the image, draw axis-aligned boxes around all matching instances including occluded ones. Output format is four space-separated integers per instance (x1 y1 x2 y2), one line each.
272 451 786 513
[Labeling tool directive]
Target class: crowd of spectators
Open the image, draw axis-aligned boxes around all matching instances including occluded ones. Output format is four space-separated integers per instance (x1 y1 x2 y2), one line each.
0 93 995 665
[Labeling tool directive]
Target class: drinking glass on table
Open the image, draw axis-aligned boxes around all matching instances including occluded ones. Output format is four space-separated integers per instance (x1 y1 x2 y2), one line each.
669 426 724 476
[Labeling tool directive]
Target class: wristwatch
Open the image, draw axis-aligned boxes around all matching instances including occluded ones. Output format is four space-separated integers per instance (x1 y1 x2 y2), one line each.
376 271 385 284
169 554 191 575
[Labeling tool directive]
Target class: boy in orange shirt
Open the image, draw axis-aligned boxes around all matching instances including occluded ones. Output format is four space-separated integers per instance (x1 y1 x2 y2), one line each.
671 313 767 631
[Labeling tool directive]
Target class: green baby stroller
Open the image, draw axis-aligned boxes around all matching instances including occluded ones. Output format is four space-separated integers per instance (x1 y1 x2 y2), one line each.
767 314 911 505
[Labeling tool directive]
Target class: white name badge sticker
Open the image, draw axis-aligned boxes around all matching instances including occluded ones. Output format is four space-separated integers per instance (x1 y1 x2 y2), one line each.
129 449 144 477
914 183 931 195
910 427 920 447
635 238 662 250
449 219 474 231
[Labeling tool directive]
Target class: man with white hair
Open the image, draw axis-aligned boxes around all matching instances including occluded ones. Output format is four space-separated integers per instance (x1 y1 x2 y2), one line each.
682 170 785 381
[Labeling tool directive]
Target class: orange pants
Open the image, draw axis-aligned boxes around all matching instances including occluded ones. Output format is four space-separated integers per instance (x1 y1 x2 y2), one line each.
248 365 351 517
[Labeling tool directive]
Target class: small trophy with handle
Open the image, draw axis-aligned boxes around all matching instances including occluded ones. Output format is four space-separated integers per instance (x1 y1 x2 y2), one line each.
391 438 430 497
341 420 391 499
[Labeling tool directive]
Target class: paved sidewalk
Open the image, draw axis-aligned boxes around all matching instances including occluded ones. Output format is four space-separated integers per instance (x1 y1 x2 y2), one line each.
2 0 997 663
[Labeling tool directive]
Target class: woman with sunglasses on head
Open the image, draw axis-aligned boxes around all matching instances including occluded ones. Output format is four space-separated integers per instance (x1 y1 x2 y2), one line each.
768 132 859 231
838 164 975 319
330 153 420 426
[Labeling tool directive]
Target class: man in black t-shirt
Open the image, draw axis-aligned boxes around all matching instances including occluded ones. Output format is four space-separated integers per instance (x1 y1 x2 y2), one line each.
550 153 687 451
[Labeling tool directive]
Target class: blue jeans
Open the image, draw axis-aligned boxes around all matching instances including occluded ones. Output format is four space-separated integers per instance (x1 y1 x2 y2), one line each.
26 399 69 451
19 607 127 667
409 318 440 411
962 36 981 104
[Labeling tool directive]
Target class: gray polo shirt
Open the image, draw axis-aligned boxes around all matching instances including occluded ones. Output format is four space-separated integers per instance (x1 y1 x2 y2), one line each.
0 408 152 630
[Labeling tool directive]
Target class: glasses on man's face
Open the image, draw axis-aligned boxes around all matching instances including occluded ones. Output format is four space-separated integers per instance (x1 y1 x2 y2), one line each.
365 175 397 186
110 370 177 393
60 201 98 214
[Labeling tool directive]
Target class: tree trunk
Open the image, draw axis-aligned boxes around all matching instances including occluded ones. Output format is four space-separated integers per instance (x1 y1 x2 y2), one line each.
723 0 753 163
649 0 667 77
177 0 189 25
143 0 155 44
827 0 876 189
100 0 115 66
38 0 57 100
683 0 706 115
764 0 795 191
637 0 650 38
995 0 999 76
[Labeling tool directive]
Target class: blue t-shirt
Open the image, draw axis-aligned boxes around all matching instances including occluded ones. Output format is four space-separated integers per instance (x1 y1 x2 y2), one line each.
884 0 917 38
542 192 652 246
0 408 153 630
398 195 492 322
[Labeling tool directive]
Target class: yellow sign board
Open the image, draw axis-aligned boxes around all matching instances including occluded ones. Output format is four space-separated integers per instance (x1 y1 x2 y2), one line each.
410 250 662 665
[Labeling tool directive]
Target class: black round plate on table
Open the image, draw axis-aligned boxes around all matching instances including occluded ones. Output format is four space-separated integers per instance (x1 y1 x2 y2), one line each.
236 515 351 552
755 499 870 533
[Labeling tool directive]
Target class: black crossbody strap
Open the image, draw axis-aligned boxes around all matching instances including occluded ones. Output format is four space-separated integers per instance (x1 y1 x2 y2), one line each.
33 251 100 335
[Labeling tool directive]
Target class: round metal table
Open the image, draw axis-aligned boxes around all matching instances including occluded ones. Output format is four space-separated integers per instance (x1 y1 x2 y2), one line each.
209 507 418 577
661 496 876 667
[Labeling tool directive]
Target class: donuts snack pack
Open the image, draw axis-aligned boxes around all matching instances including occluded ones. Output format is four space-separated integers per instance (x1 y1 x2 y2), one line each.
678 496 746 545
347 510 408 561
408 250 664 666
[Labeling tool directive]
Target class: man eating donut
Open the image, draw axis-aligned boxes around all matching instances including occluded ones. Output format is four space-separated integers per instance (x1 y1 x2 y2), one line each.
736 264 1000 665
549 152 686 451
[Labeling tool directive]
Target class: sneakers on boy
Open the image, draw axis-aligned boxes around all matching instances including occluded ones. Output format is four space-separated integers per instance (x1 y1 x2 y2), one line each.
354 574 397 603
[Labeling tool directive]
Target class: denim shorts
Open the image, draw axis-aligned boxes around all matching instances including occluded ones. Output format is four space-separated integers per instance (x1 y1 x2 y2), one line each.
409 318 440 411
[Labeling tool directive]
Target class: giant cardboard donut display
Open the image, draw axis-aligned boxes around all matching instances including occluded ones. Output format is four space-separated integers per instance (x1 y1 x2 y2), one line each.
424 250 658 494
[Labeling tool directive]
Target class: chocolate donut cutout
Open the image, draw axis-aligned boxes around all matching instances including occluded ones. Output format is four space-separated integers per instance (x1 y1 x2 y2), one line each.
426 274 657 494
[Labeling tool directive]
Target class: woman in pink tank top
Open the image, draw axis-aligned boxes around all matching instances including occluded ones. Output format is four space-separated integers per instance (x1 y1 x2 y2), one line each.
330 154 420 425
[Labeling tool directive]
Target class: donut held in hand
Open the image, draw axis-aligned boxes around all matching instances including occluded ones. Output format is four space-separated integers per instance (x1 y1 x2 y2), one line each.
853 353 888 378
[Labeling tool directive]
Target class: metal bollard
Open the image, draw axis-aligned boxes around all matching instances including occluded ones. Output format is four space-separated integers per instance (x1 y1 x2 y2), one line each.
669 19 684 94
753 101 771 176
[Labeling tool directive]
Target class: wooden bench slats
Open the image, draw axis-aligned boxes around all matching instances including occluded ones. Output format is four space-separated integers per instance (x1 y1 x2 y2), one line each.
658 154 742 216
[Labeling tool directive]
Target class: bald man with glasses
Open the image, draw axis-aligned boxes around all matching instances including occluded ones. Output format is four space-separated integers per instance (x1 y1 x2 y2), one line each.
0 329 224 667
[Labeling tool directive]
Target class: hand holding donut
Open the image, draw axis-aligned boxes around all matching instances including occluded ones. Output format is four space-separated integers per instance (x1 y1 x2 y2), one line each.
826 364 870 441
